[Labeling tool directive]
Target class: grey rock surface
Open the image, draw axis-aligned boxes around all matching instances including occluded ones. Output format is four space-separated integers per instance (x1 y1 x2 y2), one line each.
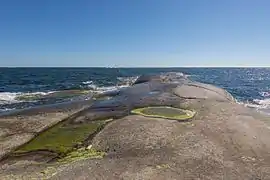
1 72 270 180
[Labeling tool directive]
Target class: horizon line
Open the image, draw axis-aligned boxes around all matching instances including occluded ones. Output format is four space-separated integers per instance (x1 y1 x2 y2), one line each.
1 66 270 68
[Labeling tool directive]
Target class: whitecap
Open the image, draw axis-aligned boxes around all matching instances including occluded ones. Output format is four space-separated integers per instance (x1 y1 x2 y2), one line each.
117 76 139 86
253 98 270 109
259 91 270 97
0 92 21 104
83 76 138 94
82 80 93 85
239 98 270 116
89 85 129 94
0 91 55 105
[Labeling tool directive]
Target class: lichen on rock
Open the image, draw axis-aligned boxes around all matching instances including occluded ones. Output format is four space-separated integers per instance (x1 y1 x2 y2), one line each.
58 147 106 163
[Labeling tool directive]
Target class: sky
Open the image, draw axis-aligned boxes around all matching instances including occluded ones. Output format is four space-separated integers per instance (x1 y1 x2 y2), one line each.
0 0 270 67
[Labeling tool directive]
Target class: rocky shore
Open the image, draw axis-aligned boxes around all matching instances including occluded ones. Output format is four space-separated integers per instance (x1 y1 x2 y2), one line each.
1 72 270 180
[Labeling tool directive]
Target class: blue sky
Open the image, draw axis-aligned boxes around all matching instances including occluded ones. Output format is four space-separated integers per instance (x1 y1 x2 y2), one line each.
0 0 269 67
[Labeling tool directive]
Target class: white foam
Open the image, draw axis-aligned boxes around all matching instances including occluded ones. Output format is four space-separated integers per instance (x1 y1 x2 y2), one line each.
0 91 54 105
26 91 54 96
82 80 93 85
117 76 139 85
253 98 270 109
259 91 270 97
82 76 138 94
88 84 129 94
238 98 270 116
0 92 21 104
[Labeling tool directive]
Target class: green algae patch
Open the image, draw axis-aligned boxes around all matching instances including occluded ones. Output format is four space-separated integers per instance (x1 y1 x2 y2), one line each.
131 106 196 121
36 148 106 178
58 147 106 164
15 121 106 155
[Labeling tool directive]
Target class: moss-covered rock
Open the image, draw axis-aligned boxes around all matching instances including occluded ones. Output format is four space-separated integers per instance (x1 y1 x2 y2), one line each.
131 106 196 121
58 147 106 163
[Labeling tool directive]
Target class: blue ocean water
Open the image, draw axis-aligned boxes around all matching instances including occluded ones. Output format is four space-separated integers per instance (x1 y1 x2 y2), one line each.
1 68 270 114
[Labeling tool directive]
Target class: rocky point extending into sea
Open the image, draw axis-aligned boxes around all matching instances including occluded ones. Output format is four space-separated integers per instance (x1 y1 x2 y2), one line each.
1 72 270 180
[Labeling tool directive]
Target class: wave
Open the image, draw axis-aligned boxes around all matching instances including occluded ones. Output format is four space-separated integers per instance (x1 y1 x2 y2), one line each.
252 98 270 109
243 91 270 115
0 91 55 105
117 76 139 86
239 98 270 116
7 74 270 116
259 91 270 98
82 80 93 85
0 92 20 104
3 73 270 117
87 84 128 94
82 76 138 93
0 76 138 109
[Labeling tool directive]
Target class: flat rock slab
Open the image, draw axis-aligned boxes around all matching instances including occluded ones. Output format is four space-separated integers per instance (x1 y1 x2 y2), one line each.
53 101 270 180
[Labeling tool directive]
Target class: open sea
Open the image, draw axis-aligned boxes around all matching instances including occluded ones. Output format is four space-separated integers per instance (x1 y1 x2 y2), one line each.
1 67 270 115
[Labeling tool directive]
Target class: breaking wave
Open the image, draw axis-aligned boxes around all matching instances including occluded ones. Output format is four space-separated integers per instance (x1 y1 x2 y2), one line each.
82 76 138 93
243 98 270 114
0 76 138 112
0 91 55 105
240 91 270 115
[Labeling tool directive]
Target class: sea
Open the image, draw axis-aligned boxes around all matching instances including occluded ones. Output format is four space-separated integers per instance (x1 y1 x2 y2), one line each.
1 67 270 115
